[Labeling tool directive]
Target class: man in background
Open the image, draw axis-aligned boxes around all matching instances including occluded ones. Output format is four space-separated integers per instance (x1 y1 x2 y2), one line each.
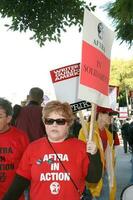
16 87 46 142
127 118 133 184
121 118 130 153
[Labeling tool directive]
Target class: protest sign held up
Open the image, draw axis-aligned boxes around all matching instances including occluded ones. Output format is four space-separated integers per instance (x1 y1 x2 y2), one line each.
78 9 115 140
50 63 91 112
78 9 115 108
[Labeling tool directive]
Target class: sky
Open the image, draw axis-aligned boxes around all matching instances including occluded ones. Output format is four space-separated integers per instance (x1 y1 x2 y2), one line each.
0 0 133 105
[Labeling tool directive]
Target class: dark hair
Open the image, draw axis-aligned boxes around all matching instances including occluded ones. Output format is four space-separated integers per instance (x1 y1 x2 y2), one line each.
11 104 21 125
29 87 44 103
0 98 13 116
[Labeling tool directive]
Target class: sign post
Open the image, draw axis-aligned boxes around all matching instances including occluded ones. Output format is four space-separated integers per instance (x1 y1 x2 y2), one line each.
88 103 97 141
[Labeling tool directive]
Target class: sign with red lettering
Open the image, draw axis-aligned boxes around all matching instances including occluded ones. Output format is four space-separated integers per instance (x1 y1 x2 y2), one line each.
50 63 80 104
50 63 91 111
119 107 128 119
78 9 114 107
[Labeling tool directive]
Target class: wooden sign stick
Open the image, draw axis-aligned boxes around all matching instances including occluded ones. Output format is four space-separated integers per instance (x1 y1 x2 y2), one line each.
78 110 88 140
88 103 97 141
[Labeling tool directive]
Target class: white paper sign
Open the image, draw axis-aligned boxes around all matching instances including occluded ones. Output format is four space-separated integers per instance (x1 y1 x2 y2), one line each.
50 63 80 104
78 9 115 108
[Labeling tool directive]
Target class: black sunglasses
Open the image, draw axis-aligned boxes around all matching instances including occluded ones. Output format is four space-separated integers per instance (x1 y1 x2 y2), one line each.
44 118 68 125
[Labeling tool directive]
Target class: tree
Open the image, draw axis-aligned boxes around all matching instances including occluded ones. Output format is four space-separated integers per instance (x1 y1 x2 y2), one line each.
0 0 95 46
110 59 133 89
110 59 133 106
105 0 133 48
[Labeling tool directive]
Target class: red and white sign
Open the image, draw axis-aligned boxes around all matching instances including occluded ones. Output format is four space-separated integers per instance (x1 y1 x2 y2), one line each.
109 85 119 110
78 9 114 107
50 63 80 104
119 107 128 119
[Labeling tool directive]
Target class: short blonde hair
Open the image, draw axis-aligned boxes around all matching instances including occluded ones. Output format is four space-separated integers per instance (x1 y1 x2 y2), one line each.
42 100 74 127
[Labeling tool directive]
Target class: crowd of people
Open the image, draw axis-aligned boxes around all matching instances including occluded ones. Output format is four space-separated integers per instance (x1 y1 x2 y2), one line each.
0 87 133 200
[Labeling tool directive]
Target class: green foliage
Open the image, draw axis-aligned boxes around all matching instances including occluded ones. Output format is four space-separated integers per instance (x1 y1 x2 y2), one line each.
0 0 96 46
110 59 133 106
110 59 133 89
105 0 133 48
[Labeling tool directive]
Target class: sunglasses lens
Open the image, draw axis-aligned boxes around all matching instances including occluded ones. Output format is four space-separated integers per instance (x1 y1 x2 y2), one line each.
44 118 67 125
45 119 54 125
56 119 66 125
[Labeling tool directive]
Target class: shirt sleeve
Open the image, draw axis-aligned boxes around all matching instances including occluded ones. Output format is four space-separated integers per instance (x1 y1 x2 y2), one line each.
86 150 102 183
2 174 30 200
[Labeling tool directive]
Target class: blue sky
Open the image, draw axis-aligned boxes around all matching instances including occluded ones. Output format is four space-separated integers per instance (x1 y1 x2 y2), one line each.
0 0 132 105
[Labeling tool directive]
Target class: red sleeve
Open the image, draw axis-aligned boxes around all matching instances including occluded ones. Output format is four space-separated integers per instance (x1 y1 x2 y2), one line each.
16 145 32 180
20 132 29 151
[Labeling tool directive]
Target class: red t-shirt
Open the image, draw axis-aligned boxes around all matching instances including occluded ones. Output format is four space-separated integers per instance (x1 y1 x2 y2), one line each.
0 126 29 199
17 137 90 200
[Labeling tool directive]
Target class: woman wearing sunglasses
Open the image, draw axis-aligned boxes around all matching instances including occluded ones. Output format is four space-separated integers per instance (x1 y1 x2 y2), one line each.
3 100 102 200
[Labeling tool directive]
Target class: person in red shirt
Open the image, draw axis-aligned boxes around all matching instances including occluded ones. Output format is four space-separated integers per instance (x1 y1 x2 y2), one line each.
3 100 102 200
0 98 29 200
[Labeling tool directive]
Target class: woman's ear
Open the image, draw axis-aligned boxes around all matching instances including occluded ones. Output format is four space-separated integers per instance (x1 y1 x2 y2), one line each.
7 116 12 124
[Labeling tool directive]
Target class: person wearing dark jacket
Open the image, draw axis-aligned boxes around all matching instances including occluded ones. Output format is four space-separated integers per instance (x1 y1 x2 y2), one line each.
127 120 133 184
121 118 130 153
69 113 82 138
16 87 46 142
10 104 22 126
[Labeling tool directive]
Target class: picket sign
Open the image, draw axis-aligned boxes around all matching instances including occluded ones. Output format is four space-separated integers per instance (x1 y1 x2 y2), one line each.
78 10 114 108
78 9 114 140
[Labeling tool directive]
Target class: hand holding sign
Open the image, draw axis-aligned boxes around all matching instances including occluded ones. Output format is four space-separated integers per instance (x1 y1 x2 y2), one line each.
86 140 97 155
